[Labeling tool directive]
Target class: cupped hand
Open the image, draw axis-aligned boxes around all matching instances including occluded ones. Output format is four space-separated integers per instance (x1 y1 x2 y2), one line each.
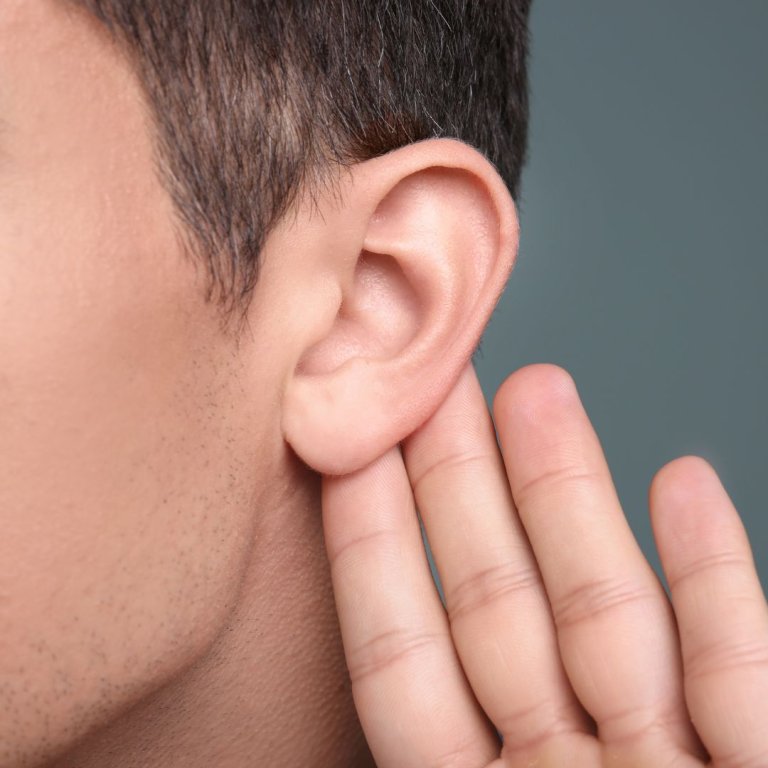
321 364 768 767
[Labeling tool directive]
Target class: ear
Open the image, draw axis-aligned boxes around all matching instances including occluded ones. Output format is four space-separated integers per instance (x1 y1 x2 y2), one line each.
280 138 519 475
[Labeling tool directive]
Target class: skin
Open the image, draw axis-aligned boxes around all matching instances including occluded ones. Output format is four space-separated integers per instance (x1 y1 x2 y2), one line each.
325 364 768 767
2 1 766 767
2 2 513 766
1 2 370 766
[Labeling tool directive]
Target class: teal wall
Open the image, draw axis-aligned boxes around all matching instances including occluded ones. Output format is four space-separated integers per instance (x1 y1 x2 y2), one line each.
475 1 768 591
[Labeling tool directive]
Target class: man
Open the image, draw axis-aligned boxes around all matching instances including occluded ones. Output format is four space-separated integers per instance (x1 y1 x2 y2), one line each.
1 1 765 767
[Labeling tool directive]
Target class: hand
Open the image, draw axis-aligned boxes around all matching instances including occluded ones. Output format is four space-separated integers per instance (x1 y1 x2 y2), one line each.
321 364 768 767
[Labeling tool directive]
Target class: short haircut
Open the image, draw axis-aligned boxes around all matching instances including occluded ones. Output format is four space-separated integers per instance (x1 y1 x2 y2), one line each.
72 0 532 323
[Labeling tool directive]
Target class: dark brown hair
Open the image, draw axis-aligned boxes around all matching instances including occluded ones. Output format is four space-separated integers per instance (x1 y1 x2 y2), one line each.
73 0 532 322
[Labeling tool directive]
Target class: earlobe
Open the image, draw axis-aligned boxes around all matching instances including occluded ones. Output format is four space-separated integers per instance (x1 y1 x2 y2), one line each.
281 138 518 476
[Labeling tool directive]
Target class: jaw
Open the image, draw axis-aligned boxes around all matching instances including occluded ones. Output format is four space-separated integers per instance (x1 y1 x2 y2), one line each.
45 450 372 768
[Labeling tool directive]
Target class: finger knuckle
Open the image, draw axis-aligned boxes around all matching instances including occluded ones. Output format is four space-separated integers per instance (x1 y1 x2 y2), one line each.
411 448 498 498
514 465 602 510
425 738 494 768
667 550 749 593
685 638 768 682
495 699 586 751
552 576 658 630
327 527 398 572
346 627 445 685
446 559 541 623
598 702 693 747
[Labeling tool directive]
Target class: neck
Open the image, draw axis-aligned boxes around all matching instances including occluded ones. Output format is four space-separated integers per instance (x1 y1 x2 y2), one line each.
50 455 374 768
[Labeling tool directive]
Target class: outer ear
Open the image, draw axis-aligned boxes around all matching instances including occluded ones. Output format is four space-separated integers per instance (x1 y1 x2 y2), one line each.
281 138 518 475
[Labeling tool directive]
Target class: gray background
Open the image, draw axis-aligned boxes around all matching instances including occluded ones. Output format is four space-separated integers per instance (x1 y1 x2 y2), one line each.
473 0 768 592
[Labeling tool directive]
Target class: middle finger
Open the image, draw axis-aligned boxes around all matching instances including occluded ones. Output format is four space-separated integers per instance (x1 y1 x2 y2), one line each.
403 365 595 758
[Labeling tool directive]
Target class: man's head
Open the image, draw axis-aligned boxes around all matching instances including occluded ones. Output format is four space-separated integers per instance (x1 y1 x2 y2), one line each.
0 0 530 764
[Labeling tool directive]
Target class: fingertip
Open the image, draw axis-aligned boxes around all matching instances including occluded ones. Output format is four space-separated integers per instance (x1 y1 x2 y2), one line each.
492 363 579 425
648 456 728 530
649 455 754 588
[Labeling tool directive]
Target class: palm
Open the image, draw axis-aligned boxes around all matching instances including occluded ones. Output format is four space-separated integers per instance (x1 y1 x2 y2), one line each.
322 365 768 768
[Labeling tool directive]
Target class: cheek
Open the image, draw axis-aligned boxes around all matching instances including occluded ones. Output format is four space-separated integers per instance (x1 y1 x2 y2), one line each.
0 219 271 763
0 135 263 768
0 6 274 756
